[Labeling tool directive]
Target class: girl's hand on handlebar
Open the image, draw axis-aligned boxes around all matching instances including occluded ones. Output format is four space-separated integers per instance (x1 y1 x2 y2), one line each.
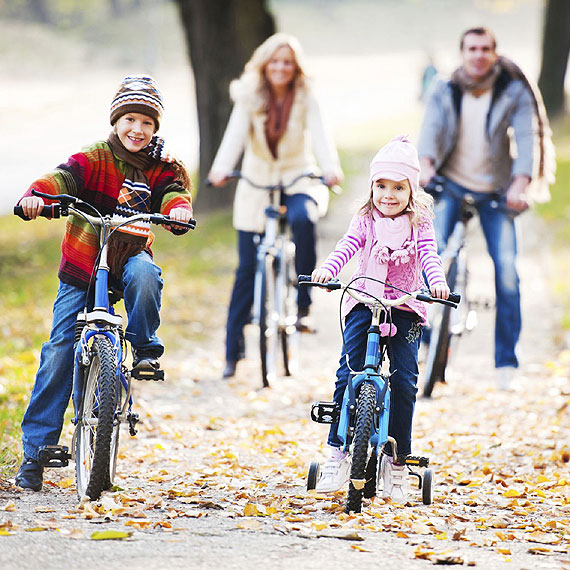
207 171 228 187
311 267 334 284
430 282 450 300
19 196 45 219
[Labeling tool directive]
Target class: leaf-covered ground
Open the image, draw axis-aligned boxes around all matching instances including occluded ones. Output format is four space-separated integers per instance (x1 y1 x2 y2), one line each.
1 195 569 570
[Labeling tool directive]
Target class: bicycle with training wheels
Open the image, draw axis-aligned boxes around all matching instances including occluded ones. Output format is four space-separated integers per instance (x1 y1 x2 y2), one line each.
14 190 196 500
301 274 460 513
215 171 340 388
421 176 494 397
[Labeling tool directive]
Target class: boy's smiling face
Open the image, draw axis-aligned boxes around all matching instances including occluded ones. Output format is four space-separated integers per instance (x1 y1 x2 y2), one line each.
115 112 155 152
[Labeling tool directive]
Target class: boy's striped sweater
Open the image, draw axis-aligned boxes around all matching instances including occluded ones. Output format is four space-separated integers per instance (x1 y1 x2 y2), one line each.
20 140 192 289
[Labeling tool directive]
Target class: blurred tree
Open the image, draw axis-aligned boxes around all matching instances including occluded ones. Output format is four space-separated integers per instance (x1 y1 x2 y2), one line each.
25 0 52 24
538 0 570 118
175 0 275 211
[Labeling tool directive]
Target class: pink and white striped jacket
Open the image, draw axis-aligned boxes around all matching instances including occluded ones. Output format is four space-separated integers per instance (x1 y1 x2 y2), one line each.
320 212 446 324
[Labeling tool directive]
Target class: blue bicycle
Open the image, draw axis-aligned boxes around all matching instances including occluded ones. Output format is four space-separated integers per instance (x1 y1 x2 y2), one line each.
14 190 196 500
300 275 459 512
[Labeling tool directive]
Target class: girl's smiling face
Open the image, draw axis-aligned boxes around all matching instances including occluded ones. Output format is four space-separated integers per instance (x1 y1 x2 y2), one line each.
372 178 411 218
115 112 155 152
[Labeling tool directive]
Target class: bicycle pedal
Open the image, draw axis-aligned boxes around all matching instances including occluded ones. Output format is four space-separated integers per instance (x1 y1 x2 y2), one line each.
310 401 340 424
131 368 165 381
404 455 429 468
37 445 71 468
127 412 140 436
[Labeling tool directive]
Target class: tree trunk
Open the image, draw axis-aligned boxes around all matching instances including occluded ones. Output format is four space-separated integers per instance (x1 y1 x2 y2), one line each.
538 0 570 118
175 0 275 211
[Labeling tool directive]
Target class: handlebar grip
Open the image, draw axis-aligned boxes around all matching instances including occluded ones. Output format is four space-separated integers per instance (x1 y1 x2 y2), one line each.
149 214 197 230
14 204 60 220
416 291 460 308
298 274 342 290
448 292 461 304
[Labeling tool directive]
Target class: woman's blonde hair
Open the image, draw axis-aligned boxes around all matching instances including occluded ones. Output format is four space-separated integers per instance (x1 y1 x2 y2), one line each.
229 32 310 110
358 182 435 226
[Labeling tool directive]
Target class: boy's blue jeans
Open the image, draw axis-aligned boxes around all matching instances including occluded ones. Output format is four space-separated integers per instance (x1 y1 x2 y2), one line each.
434 176 520 369
21 251 163 460
327 304 422 458
225 193 318 362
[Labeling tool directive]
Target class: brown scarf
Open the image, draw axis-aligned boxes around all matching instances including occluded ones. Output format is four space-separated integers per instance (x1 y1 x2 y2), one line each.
264 86 295 159
451 56 555 198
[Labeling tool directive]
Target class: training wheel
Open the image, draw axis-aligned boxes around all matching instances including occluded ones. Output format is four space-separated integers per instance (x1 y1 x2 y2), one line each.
307 461 320 491
422 468 434 505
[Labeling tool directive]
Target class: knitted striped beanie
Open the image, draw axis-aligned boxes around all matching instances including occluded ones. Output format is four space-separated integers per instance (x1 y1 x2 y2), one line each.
110 75 164 130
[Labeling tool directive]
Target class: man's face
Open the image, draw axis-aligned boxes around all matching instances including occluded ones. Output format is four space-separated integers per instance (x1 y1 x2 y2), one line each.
461 33 498 81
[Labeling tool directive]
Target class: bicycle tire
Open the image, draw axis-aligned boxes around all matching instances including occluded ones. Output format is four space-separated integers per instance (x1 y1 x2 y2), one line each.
280 243 298 376
346 383 376 513
258 255 278 388
423 259 458 397
75 336 117 500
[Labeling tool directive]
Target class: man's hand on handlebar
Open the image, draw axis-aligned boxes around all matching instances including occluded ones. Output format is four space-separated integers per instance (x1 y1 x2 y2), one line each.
430 282 450 300
19 196 45 219
419 157 436 188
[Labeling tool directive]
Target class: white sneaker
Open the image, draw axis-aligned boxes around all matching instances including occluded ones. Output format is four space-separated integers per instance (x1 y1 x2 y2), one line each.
315 448 351 493
496 366 516 391
379 454 408 502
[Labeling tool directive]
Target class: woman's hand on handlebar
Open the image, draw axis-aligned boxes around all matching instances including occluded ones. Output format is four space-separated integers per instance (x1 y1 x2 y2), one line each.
19 196 45 219
311 267 334 284
430 282 450 300
323 170 343 188
207 171 228 187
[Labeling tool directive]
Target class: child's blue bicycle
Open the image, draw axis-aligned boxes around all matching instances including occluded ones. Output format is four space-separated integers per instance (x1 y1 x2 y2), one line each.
14 190 196 500
299 275 459 512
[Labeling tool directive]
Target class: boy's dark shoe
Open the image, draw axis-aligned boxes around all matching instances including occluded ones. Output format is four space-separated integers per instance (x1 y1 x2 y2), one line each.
132 350 160 371
15 456 44 492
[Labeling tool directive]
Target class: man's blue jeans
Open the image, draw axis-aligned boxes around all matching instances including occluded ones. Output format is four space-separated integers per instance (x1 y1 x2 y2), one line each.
21 251 163 460
327 304 423 458
225 193 318 362
434 176 521 369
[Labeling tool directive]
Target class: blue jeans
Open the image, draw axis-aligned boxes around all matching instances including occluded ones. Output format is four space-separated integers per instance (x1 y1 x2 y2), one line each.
327 304 423 458
225 193 318 362
434 176 520 369
21 251 163 460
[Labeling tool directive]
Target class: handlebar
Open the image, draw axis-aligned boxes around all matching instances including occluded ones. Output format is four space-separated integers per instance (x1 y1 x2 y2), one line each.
14 190 196 230
206 170 342 195
298 275 460 308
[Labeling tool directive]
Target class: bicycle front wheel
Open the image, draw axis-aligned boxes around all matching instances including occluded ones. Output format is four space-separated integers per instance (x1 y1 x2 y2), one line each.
346 382 376 513
75 336 117 500
257 255 279 388
423 259 457 397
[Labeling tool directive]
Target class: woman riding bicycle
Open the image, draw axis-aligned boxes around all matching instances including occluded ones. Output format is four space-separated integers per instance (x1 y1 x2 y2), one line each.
207 32 343 379
14 75 193 492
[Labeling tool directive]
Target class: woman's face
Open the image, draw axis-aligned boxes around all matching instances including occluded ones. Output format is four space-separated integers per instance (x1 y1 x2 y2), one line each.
264 45 297 90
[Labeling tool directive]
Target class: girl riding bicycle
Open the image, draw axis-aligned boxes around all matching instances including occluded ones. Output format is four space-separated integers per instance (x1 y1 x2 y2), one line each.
311 135 449 501
207 33 343 379
14 75 193 492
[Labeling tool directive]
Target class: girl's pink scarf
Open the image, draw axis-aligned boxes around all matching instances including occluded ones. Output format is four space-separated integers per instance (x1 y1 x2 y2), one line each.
367 209 414 335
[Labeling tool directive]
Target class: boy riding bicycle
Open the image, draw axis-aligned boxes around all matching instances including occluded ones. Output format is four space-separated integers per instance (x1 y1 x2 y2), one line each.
14 75 193 492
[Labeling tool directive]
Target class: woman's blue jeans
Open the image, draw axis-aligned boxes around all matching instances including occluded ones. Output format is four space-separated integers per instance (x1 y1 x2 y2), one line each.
327 304 423 458
225 193 318 362
434 176 521 369
21 251 163 460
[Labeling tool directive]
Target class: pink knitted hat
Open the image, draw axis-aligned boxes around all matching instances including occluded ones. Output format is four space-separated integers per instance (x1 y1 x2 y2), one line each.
369 134 420 194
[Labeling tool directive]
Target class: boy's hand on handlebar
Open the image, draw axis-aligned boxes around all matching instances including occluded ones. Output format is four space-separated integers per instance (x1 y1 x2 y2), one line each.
19 196 45 219
311 268 334 284
430 283 450 300
168 206 193 223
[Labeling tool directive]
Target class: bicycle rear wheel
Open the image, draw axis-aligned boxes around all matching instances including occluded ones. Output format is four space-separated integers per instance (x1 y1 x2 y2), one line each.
423 259 457 397
257 255 279 388
346 382 376 513
75 336 117 500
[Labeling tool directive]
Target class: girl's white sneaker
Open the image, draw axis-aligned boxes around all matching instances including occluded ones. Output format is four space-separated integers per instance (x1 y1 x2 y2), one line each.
316 448 351 493
379 454 408 502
